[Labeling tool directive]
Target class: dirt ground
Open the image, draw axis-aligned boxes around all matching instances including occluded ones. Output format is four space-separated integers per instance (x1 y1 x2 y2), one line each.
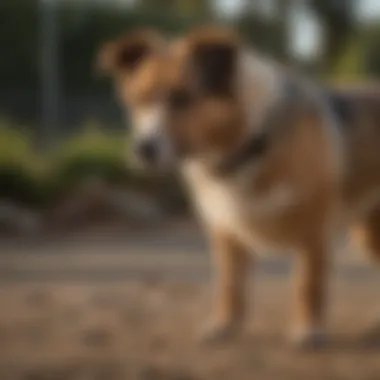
1 223 380 380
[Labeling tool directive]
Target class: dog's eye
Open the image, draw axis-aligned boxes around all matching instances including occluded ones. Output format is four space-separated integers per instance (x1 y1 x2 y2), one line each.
167 89 193 110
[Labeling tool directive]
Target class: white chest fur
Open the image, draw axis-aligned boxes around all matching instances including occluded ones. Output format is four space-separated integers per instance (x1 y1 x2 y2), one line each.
182 161 297 250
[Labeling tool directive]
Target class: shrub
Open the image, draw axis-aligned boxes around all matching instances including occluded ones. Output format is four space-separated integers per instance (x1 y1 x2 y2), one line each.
0 124 45 207
363 22 380 79
328 34 366 83
0 122 189 214
46 124 130 201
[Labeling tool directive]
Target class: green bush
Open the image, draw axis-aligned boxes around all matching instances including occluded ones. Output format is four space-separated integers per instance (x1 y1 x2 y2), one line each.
47 125 129 199
363 22 380 79
0 123 132 207
0 125 45 207
0 122 189 213
331 22 380 82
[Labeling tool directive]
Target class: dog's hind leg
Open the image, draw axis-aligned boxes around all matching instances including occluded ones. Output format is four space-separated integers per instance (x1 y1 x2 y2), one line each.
349 204 380 347
350 204 380 263
290 238 329 349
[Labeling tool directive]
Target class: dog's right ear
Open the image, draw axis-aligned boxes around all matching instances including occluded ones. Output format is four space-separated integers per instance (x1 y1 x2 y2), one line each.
96 29 164 77
185 26 240 96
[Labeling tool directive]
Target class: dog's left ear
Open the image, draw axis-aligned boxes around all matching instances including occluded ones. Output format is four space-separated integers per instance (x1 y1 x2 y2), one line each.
96 29 164 77
186 27 239 96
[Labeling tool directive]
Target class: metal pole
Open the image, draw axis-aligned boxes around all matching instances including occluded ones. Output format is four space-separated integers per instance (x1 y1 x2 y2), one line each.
40 0 60 149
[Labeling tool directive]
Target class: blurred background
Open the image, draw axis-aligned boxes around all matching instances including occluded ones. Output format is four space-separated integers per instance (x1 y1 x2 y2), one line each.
1 1 380 380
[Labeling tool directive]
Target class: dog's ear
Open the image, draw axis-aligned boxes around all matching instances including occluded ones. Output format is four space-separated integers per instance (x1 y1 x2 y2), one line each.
96 29 164 77
186 27 239 96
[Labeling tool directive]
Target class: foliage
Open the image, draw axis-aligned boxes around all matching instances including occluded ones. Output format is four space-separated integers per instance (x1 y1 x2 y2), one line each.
329 35 366 83
307 0 356 72
0 123 45 207
137 0 213 17
0 121 188 212
46 124 129 202
0 0 39 89
331 21 380 82
363 22 380 79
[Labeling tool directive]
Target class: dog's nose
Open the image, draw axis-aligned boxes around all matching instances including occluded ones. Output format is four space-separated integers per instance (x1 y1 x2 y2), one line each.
136 139 158 164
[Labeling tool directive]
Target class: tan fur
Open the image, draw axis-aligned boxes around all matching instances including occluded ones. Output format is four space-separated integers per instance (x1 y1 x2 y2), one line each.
291 242 328 340
209 229 250 328
96 29 164 76
98 27 380 347
350 206 380 262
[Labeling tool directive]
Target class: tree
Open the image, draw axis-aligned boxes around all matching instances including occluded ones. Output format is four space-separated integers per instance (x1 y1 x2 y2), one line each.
136 0 213 18
273 0 292 62
137 0 176 13
307 0 356 73
176 0 213 18
236 0 292 61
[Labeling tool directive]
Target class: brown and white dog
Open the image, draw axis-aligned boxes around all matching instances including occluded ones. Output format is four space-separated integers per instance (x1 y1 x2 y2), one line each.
97 26 380 348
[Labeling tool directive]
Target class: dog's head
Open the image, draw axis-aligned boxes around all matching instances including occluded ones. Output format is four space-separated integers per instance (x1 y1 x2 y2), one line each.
97 27 266 169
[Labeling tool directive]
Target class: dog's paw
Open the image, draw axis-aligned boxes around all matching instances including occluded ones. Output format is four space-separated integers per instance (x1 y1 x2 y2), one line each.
288 326 327 351
199 319 241 345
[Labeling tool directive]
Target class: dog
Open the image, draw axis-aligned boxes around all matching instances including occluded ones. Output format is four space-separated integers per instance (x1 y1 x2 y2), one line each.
97 26 380 348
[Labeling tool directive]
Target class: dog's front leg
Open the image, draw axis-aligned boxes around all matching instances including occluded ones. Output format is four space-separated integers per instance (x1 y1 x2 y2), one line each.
290 240 329 349
200 229 251 344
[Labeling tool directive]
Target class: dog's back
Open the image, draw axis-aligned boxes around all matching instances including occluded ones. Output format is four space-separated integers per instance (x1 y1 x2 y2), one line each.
325 85 380 207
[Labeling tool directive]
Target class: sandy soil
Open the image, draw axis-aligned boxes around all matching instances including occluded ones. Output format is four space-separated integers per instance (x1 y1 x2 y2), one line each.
1 224 380 380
